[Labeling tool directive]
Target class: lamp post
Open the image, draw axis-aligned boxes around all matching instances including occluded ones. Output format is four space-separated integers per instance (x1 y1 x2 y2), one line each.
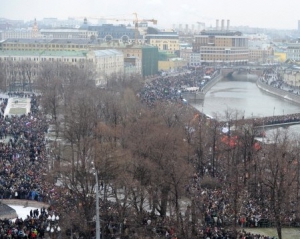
95 171 101 239
46 213 61 239
92 162 101 239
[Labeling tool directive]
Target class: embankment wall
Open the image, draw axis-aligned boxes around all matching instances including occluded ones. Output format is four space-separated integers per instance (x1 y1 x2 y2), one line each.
256 79 300 104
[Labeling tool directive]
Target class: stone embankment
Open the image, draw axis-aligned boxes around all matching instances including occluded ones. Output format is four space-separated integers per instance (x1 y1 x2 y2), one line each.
256 79 300 104
202 73 223 94
182 73 223 100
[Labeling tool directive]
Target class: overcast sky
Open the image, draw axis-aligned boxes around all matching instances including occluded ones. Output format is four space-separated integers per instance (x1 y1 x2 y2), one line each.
1 0 299 30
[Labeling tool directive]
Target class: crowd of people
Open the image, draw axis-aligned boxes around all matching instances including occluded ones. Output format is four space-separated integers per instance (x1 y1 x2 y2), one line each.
259 67 300 95
0 93 63 238
180 171 285 239
0 68 295 239
0 207 56 239
140 68 213 106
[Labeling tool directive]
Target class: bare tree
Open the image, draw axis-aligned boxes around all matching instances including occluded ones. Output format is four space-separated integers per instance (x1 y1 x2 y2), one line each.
257 129 299 239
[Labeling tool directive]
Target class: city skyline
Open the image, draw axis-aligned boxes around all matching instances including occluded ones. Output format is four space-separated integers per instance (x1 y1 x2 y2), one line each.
1 0 300 30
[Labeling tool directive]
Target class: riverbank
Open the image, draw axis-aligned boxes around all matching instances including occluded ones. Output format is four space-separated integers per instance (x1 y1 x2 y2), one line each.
256 79 300 104
181 73 223 101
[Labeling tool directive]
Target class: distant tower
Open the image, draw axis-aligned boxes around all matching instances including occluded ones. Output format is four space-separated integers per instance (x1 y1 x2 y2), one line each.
216 19 219 30
84 17 88 25
32 18 39 37
298 20 300 32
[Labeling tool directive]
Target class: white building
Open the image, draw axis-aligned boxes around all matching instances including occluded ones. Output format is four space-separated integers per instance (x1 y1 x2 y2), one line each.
40 29 98 39
0 49 124 86
0 30 43 40
286 43 300 61
189 53 201 67
87 49 124 85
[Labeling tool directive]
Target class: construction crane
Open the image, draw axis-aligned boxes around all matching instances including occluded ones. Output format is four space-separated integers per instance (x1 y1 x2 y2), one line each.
71 13 157 44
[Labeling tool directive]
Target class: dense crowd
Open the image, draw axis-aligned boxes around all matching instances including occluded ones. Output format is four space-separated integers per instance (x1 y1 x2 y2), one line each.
140 68 212 106
0 79 292 238
0 94 61 238
0 207 58 239
260 67 300 95
0 94 51 201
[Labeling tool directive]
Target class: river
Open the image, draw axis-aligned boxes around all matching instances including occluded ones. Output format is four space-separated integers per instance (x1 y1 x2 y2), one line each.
190 77 300 134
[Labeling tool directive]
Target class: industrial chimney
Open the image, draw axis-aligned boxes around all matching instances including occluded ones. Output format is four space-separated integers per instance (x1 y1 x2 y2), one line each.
216 19 219 30
227 19 230 31
221 19 224 31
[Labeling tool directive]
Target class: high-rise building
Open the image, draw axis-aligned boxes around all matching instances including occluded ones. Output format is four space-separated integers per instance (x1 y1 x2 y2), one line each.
192 28 248 65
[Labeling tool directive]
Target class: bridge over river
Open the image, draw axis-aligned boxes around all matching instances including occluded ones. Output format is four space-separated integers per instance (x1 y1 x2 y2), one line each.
190 71 300 135
230 113 300 130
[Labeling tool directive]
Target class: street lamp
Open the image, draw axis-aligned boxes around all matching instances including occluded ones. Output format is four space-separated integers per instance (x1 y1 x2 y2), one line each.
92 163 101 239
46 213 61 239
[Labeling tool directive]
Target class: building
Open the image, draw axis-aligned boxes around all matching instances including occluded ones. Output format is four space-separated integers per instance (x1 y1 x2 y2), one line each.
189 53 202 67
0 19 42 40
249 48 274 63
286 43 300 61
88 24 142 44
0 38 101 52
124 57 141 75
40 29 98 39
145 31 179 54
0 49 124 87
90 43 158 76
0 30 43 40
273 51 287 63
0 38 158 77
192 22 248 65
86 49 124 85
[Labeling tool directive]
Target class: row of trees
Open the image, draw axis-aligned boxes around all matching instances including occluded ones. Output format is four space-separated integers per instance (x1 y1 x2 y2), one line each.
1 60 299 239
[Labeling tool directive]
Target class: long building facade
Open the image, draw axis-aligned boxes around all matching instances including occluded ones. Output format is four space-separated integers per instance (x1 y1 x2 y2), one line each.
0 49 124 87
0 38 158 77
192 30 248 65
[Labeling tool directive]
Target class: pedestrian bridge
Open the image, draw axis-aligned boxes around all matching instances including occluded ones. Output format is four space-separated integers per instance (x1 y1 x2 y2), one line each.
232 113 300 131
221 67 263 78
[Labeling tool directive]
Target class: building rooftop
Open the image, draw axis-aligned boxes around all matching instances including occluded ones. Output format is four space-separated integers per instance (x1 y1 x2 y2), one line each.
93 42 157 49
200 30 242 36
0 50 88 57
93 49 123 57
2 38 97 45
4 38 51 44
40 29 94 33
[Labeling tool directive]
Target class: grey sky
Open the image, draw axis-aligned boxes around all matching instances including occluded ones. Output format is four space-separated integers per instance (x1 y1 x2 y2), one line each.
1 0 299 29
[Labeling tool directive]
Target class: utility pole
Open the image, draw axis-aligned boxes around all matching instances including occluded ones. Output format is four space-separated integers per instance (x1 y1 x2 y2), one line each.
95 172 100 239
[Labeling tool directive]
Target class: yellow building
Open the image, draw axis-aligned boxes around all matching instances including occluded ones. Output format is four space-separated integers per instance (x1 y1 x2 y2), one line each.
0 39 158 76
193 30 248 65
146 33 179 54
0 38 94 51
158 59 187 71
274 52 287 63
249 48 274 63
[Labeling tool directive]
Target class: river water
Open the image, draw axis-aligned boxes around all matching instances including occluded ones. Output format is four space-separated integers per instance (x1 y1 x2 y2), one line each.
190 77 300 134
